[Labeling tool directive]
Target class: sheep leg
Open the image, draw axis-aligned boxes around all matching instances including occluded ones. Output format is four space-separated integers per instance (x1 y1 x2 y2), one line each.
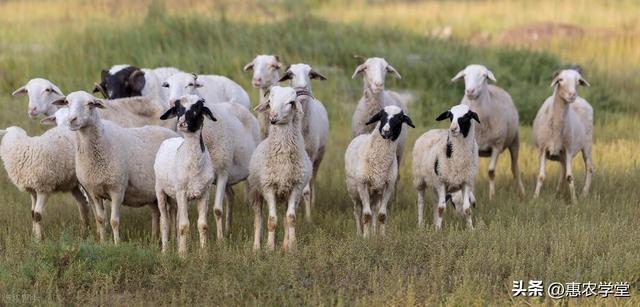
150 203 160 241
433 185 446 230
284 189 300 251
33 192 49 241
224 186 235 238
302 183 312 223
156 190 169 254
91 196 107 243
378 186 393 237
176 191 189 257
282 212 289 251
29 191 37 236
357 183 373 238
555 158 567 195
487 147 500 201
508 136 526 198
252 197 263 251
581 147 594 196
533 149 547 198
109 192 125 245
213 173 228 241
197 190 210 252
417 187 426 228
170 200 178 242
462 184 474 230
70 186 91 238
564 151 577 204
264 191 277 251
352 199 363 236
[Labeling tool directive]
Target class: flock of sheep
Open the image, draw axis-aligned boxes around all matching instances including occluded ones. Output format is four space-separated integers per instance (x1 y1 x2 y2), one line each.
1 54 594 255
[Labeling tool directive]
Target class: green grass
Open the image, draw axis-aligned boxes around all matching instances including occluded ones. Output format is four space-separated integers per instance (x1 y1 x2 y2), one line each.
0 1 639 305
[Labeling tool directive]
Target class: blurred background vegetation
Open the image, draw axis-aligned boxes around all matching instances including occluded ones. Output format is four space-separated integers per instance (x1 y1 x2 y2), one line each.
0 0 638 305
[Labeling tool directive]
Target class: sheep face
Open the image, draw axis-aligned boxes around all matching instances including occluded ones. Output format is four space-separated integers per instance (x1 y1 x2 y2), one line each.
160 95 216 134
365 105 414 140
40 108 70 127
52 91 105 131
257 86 302 125
278 63 327 90
161 73 203 107
551 69 590 103
352 57 401 94
451 64 496 100
93 65 145 99
436 104 480 138
244 55 282 89
12 78 64 118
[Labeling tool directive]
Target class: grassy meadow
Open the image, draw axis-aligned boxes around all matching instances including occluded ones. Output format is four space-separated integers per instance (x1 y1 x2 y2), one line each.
0 0 639 305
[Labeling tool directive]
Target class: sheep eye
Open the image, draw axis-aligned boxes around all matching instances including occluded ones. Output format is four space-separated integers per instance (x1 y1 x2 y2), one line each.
188 83 194 87
161 83 169 88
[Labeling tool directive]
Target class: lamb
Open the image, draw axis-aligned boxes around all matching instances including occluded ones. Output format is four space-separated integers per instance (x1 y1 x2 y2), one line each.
162 72 251 109
277 63 329 222
93 64 181 109
345 105 414 237
412 104 480 230
248 86 312 251
351 57 409 167
154 95 216 255
244 55 283 139
532 69 594 204
11 78 65 118
53 91 179 244
451 64 525 200
0 116 91 241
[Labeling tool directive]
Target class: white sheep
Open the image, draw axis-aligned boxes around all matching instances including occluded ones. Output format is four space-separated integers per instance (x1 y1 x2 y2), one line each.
277 63 329 222
12 78 65 118
0 117 91 241
351 57 409 167
162 72 251 109
345 105 414 237
53 91 179 244
244 55 282 139
13 78 173 129
93 65 181 109
451 64 525 200
532 69 594 203
412 104 480 230
248 86 312 251
154 95 216 255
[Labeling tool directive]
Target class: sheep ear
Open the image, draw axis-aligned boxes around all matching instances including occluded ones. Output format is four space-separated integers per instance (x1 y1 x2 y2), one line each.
129 69 146 92
486 70 497 82
278 71 292 82
160 106 179 120
202 106 217 121
93 82 107 98
309 69 327 80
436 111 452 121
50 85 64 96
11 85 27 96
550 77 561 88
451 70 465 82
254 102 269 113
365 110 383 125
352 64 366 79
40 115 57 126
243 60 255 71
51 97 68 106
386 65 402 79
274 55 282 69
469 111 481 123
578 77 590 87
88 99 105 109
402 114 415 128
0 130 6 137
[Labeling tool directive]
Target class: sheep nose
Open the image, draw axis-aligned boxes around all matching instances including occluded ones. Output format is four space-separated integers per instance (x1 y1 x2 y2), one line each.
68 116 78 124
28 107 38 116
374 81 383 87
466 89 475 96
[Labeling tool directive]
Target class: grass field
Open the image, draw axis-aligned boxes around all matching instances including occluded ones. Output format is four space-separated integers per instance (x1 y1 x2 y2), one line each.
0 0 639 305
